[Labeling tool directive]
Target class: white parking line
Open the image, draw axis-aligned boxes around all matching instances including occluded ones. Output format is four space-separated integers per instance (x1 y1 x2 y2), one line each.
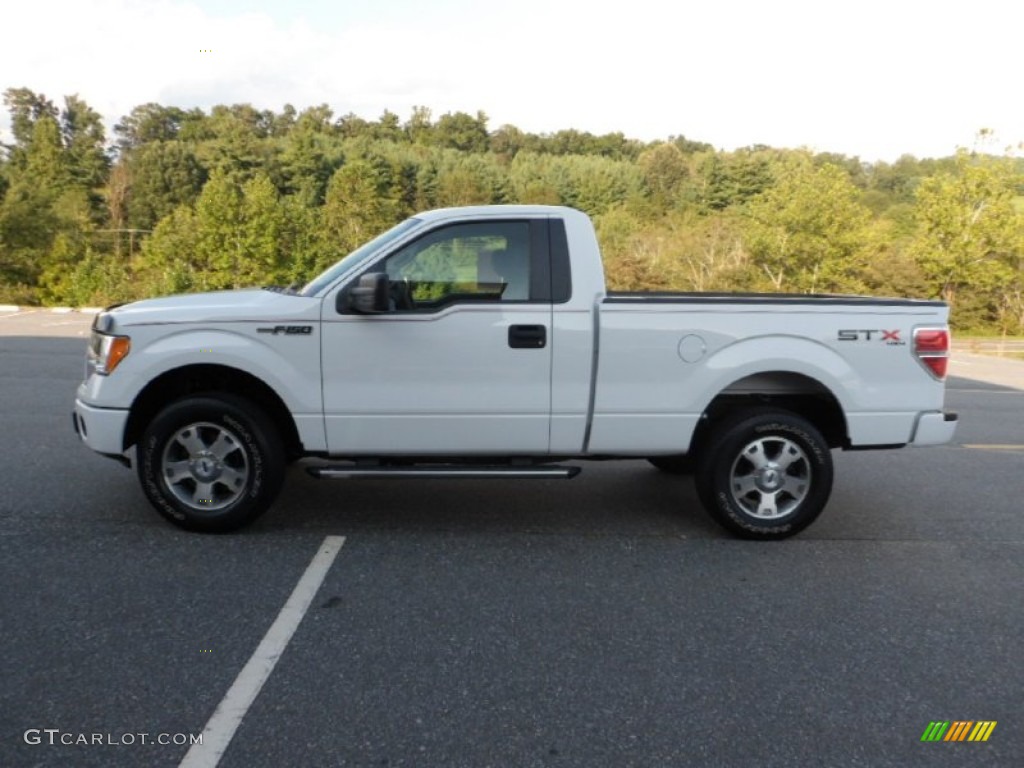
179 535 346 768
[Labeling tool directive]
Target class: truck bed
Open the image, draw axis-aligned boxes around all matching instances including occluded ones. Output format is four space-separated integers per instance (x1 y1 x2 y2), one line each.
604 292 946 307
587 291 951 454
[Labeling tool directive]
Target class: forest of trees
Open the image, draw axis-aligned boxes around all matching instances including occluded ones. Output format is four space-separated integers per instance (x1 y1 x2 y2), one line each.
1 87 1022 332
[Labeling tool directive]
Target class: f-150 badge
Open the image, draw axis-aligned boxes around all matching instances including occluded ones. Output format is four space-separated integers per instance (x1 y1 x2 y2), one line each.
256 325 313 335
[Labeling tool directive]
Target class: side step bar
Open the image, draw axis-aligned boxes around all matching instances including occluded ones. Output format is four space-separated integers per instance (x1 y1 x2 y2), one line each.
306 464 581 480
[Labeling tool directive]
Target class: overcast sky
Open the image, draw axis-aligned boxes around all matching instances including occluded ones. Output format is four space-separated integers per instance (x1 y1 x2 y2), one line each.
2 0 1021 161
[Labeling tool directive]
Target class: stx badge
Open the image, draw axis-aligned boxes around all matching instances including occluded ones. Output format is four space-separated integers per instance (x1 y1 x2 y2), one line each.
838 329 905 345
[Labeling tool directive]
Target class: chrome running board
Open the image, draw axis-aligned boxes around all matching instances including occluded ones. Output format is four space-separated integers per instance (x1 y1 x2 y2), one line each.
306 464 581 480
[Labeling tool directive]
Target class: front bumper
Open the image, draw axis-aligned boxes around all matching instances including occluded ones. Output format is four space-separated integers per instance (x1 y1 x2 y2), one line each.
910 411 958 446
73 399 130 458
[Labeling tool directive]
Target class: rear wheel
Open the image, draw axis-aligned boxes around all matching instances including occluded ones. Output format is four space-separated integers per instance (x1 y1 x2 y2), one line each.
137 394 285 532
694 408 833 539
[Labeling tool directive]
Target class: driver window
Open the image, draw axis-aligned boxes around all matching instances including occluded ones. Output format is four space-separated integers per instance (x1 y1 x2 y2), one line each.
382 221 531 310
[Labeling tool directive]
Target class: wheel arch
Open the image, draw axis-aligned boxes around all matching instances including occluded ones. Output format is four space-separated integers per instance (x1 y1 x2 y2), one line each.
123 364 303 460
690 371 848 455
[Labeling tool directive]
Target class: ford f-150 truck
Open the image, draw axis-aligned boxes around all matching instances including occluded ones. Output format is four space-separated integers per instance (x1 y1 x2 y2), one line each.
73 205 957 539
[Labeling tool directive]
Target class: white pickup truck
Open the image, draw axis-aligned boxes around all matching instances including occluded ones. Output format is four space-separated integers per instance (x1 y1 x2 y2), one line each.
74 205 957 539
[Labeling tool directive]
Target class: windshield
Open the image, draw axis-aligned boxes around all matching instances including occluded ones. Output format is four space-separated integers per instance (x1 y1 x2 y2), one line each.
299 217 422 297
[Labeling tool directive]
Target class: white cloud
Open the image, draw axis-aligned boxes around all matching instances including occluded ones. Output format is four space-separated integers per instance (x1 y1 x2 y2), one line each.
1 0 1021 160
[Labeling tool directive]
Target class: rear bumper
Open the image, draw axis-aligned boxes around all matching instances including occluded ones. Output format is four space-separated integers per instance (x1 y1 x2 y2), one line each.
73 399 130 457
910 411 958 446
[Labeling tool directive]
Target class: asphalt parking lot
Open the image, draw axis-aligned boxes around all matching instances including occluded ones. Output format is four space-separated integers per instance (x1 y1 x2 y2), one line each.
1 310 1022 767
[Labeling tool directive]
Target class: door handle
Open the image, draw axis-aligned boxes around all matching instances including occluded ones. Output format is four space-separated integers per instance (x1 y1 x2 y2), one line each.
508 324 547 349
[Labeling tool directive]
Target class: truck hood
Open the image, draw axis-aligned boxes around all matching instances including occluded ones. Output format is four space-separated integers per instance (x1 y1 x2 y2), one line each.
103 289 320 329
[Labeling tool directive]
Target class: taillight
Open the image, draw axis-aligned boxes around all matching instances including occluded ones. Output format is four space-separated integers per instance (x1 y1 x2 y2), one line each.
913 328 950 380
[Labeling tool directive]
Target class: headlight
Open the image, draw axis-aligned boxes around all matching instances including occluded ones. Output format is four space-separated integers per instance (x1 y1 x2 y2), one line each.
87 332 131 375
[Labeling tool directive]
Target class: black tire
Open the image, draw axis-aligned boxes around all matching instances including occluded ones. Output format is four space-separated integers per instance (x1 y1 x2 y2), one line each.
647 455 694 475
137 394 286 533
694 408 833 540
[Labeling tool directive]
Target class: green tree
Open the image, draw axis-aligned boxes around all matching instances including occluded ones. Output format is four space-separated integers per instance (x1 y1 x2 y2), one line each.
136 205 202 294
114 103 189 150
60 95 110 202
638 142 688 210
2 87 58 168
174 108 213 143
0 178 59 293
278 195 322 285
270 104 297 137
700 148 776 211
404 106 434 145
866 154 939 203
670 134 713 155
277 119 338 204
744 160 872 292
126 141 206 230
321 161 398 257
194 170 244 287
38 230 87 303
372 110 404 143
490 124 527 161
859 218 930 299
910 149 1023 326
434 111 489 153
598 208 749 292
294 104 333 135
508 152 569 205
337 112 371 139
238 173 287 286
566 154 645 217
433 153 506 207
199 105 274 183
23 114 68 191
0 115 66 294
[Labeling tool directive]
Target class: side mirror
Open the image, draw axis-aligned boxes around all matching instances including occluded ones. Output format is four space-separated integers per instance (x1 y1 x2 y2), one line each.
343 272 390 314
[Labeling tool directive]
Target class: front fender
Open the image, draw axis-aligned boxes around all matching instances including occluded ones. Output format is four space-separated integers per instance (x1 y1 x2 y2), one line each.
78 327 322 416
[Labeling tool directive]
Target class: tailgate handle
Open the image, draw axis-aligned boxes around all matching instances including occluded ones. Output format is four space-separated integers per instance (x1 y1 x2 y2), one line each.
508 324 547 349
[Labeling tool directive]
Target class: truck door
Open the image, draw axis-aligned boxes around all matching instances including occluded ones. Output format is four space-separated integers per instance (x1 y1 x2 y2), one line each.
321 218 554 455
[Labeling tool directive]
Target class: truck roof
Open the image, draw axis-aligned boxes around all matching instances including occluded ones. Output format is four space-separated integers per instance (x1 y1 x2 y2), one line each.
415 204 582 222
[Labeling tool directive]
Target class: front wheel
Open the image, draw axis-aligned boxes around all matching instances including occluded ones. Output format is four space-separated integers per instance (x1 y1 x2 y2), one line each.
137 395 286 532
694 409 833 540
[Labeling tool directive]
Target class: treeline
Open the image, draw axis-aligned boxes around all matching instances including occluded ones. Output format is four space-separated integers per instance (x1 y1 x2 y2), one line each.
1 87 1022 332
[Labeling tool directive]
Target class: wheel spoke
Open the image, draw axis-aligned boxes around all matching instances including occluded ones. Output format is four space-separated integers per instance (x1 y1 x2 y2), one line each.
208 430 239 461
217 466 246 491
743 441 769 469
192 482 215 505
164 460 192 484
732 475 759 496
175 428 207 456
757 491 779 518
781 475 809 501
774 442 803 472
